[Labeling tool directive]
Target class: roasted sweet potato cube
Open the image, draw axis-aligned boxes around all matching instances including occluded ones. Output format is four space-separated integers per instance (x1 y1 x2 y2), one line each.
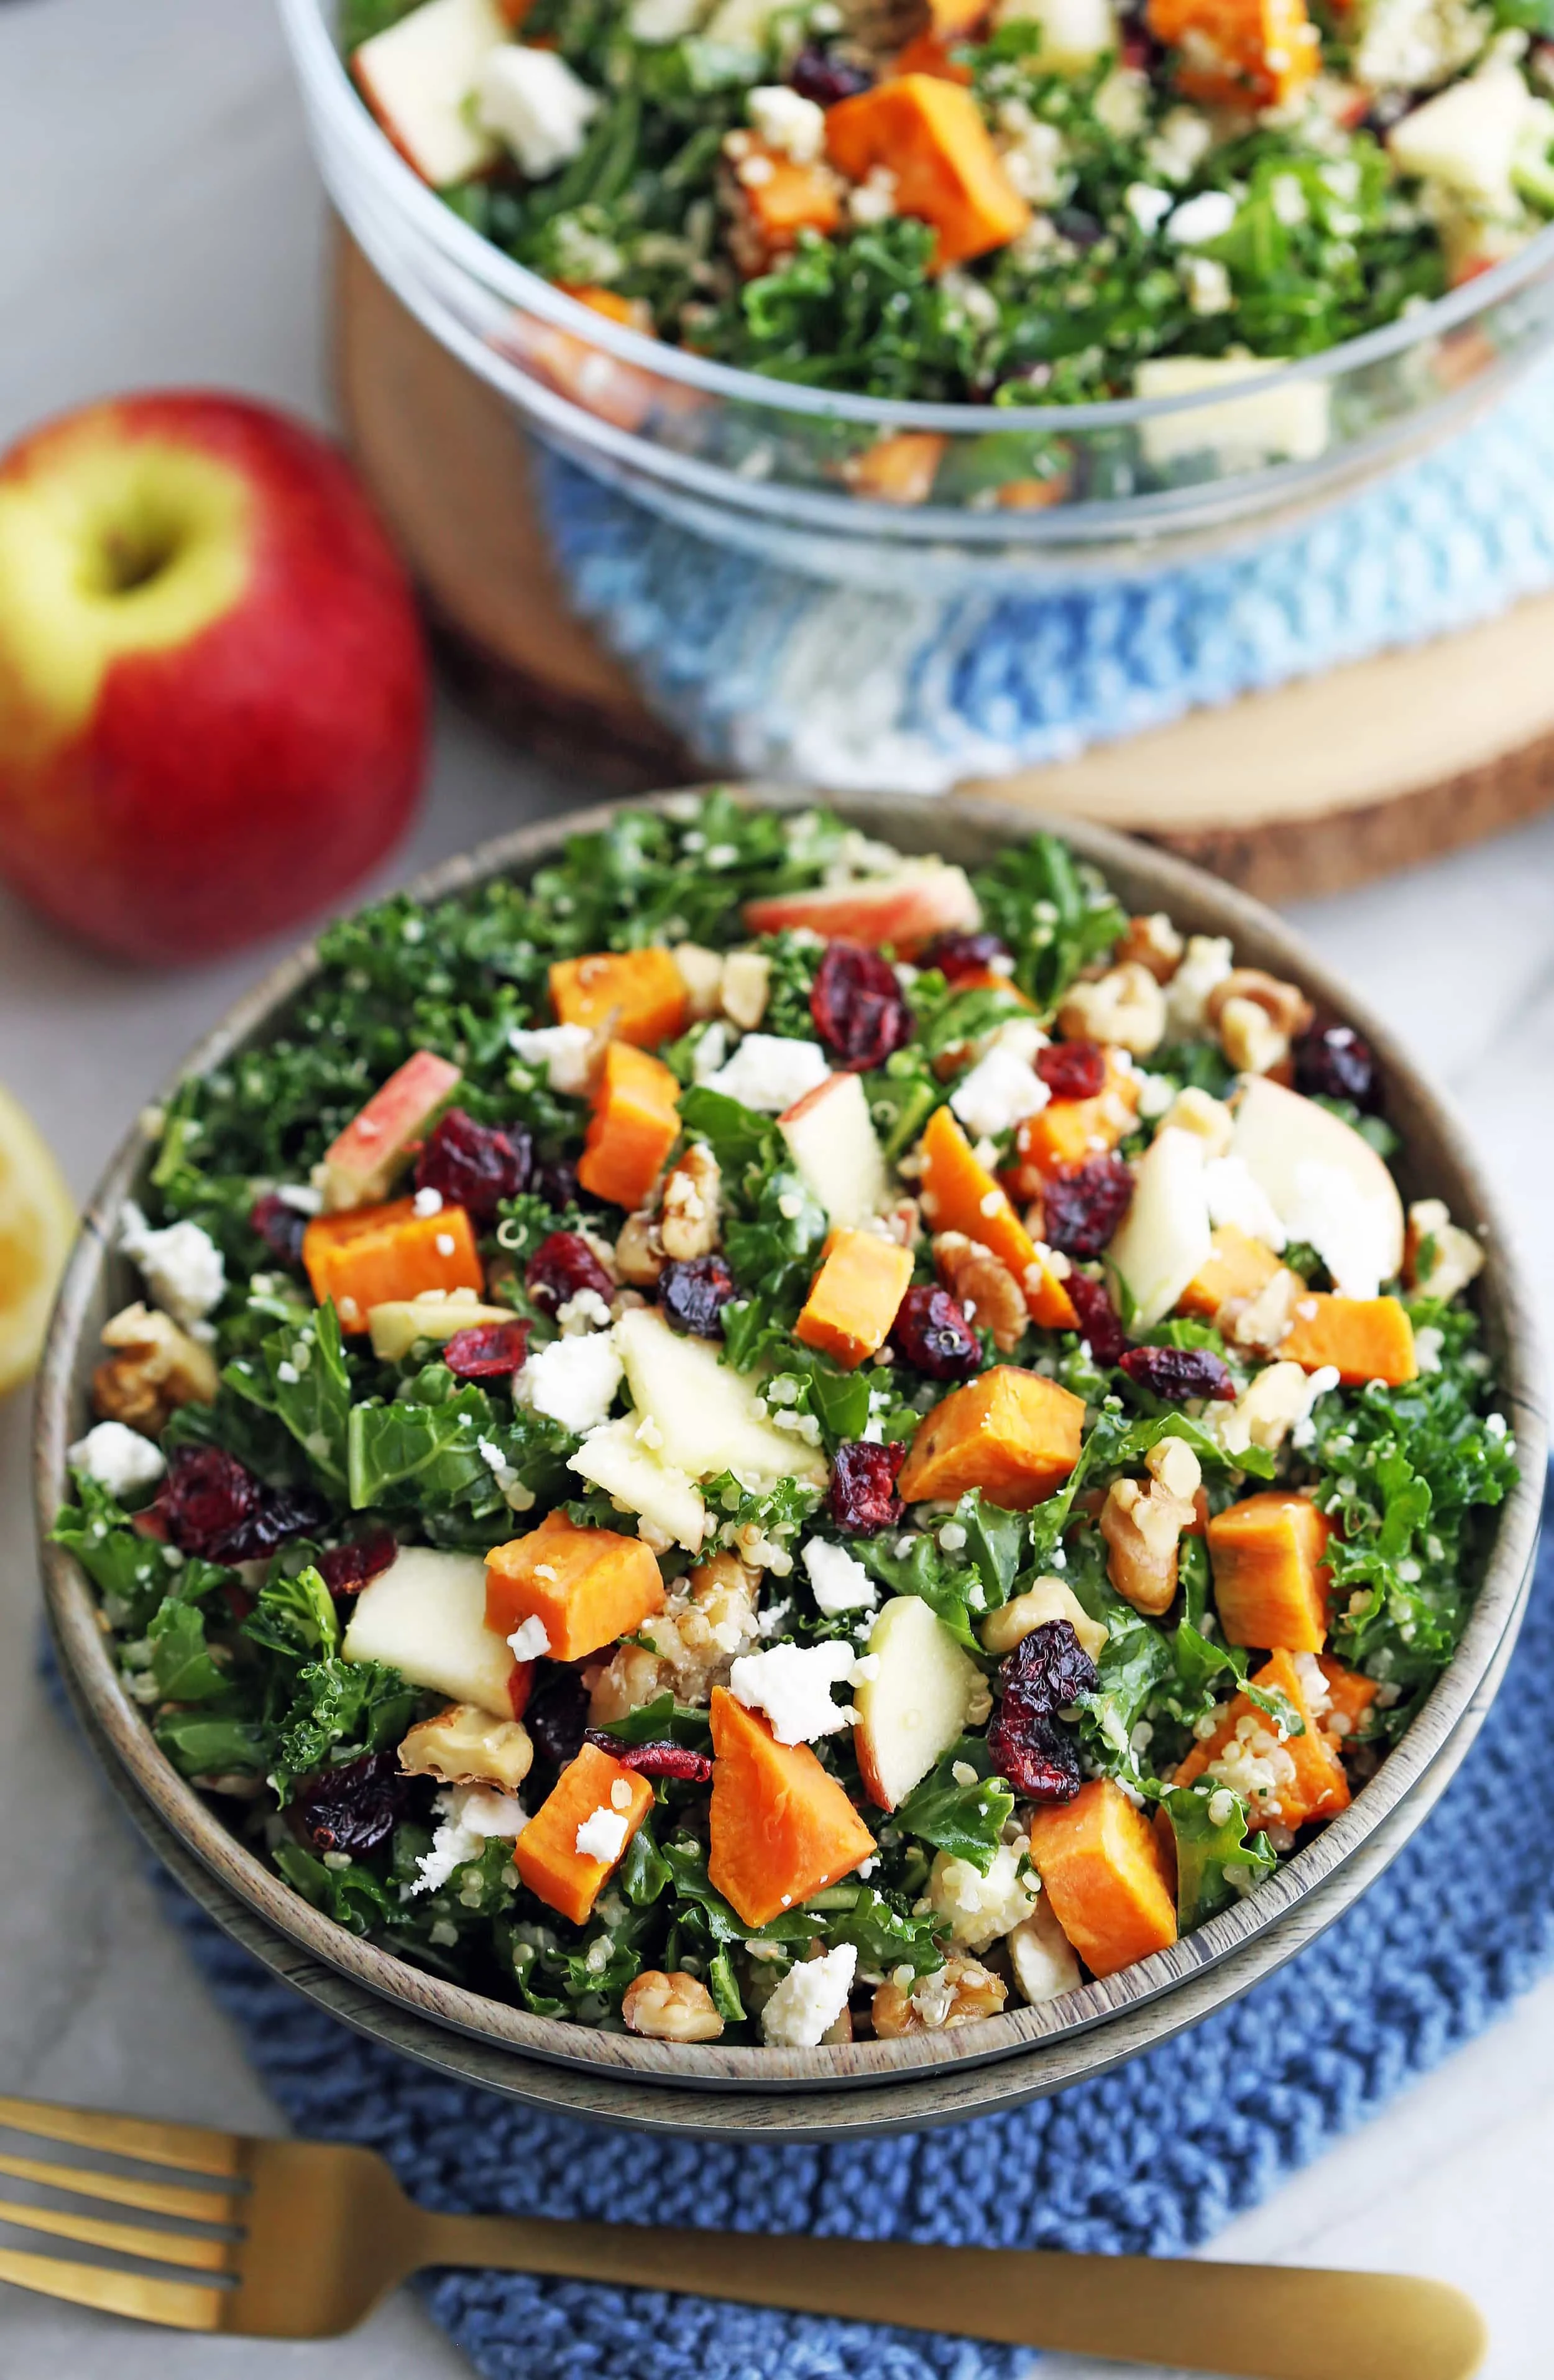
919 1104 1075 1327
303 1199 483 1334
549 946 687 1049
1027 1778 1179 1979
825 75 1030 268
794 1229 914 1368
513 1741 653 1926
844 431 949 504
1174 1648 1349 1830
486 1509 665 1662
1147 0 1320 107
1177 1224 1285 1319
732 142 842 268
896 1365 1085 1508
708 1687 876 1928
1207 1490 1332 1652
577 1041 681 1211
1317 1654 1380 1749
1280 1293 1417 1387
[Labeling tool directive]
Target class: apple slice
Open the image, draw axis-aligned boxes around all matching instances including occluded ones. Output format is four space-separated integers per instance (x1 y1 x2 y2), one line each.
1231 1076 1404 1299
742 861 980 954
352 0 507 188
613 1306 827 1490
367 1289 521 1362
568 1416 707 1553
778 1071 888 1229
1105 1127 1211 1331
342 1545 522 1718
853 1594 984 1812
319 1049 462 1212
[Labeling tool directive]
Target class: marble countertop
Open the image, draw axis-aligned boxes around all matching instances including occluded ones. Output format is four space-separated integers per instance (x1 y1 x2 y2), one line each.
2 2 1552 2374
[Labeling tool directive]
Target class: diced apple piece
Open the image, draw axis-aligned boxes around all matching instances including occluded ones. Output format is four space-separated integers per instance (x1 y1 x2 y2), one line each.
778 1072 889 1229
568 1416 707 1552
1230 1075 1404 1299
1388 66 1532 216
352 0 507 188
342 1546 520 1718
319 1049 462 1213
1134 356 1330 472
853 1594 985 1812
1105 1128 1211 1331
996 0 1115 71
367 1290 521 1362
613 1306 828 1489
742 861 980 954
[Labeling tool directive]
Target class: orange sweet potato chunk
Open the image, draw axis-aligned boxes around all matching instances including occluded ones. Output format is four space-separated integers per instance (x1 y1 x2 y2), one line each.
303 1200 483 1334
825 76 1030 269
1005 1051 1139 1194
1317 1654 1380 1750
1147 0 1320 106
1027 1779 1179 1980
1280 1294 1417 1388
486 1510 665 1662
919 1105 1075 1328
845 431 949 504
549 947 687 1049
1177 1224 1285 1320
897 1365 1085 1508
794 1230 914 1368
707 1687 876 1929
893 29 975 80
733 144 843 267
577 1041 681 1211
1174 1648 1349 1829
1207 1490 1333 1653
513 1741 654 1927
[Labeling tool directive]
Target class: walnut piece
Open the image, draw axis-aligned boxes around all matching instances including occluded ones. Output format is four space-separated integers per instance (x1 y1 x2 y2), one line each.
614 1211 666 1288
398 1703 534 1792
660 1143 722 1261
1217 997 1289 1077
589 1549 760 1718
932 1230 1026 1353
92 1301 219 1434
1206 968 1315 1042
1218 1264 1305 1353
1099 1440 1202 1615
978 1576 1110 1663
1157 1086 1234 1158
621 1970 725 2041
1405 1198 1485 1303
871 1955 1007 2037
1115 911 1184 985
1057 961 1167 1058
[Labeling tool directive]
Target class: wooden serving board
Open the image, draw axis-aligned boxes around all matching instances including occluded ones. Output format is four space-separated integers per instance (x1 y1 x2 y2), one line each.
334 234 1554 900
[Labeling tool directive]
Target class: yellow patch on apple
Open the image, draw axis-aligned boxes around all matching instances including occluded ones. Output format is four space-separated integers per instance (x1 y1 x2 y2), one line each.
0 1083 76 1397
0 430 252 754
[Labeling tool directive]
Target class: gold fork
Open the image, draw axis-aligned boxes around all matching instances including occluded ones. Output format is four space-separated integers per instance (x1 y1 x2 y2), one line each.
0 2093 1483 2378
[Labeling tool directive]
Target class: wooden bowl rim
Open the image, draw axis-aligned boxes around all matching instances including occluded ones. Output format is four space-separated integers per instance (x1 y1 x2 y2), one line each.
34 785 1547 2101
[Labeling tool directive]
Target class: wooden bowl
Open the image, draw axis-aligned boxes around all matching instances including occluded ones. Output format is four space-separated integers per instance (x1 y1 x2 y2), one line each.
34 790 1547 2132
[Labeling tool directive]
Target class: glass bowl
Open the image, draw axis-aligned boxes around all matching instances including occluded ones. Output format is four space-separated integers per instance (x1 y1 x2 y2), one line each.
279 0 1554 588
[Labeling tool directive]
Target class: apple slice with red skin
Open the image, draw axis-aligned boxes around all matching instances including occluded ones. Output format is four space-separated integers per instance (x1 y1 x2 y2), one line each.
853 1592 985 1812
0 393 426 964
320 1049 462 1212
742 864 981 955
352 0 506 189
778 1070 889 1229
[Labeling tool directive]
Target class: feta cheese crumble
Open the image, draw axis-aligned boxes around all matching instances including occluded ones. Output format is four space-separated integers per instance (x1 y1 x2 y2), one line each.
748 84 826 162
517 1329 623 1434
119 1202 225 1329
476 45 600 179
949 1046 1051 1141
760 1943 858 2046
702 1033 830 1113
802 1538 878 1617
575 1804 631 1863
507 1615 551 1661
410 1786 528 1896
508 1023 596 1095
728 1639 868 1743
68 1420 167 1497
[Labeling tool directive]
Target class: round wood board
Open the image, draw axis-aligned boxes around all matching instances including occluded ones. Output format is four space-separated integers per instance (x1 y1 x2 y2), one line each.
333 234 1554 900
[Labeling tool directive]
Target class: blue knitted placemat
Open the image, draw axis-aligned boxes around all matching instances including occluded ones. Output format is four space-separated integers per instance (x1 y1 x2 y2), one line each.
142 1469 1551 2380
538 354 1554 791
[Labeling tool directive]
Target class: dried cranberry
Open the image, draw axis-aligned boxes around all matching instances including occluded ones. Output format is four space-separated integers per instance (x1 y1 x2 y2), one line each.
660 1254 736 1338
584 1732 713 1784
829 1441 906 1536
317 1530 398 1598
250 1192 308 1268
1120 1345 1236 1402
525 1230 615 1316
1065 1271 1128 1365
892 1283 981 1380
535 1156 580 1214
157 1446 326 1565
987 1620 1098 1802
444 1320 531 1379
415 1107 531 1222
526 1672 591 1771
1054 205 1105 249
290 1753 406 1857
788 42 875 102
1042 1156 1134 1258
917 929 1013 985
1036 1040 1107 1101
1294 1024 1380 1112
810 943 911 1073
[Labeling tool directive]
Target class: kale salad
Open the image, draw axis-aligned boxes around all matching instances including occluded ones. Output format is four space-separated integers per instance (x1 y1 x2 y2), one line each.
341 0 1554 473
57 796 1517 2049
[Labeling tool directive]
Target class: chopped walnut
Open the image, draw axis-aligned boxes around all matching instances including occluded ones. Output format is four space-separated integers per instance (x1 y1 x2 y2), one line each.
660 1143 722 1262
621 1970 725 2042
589 1549 761 1718
671 943 725 1022
1057 961 1167 1058
883 1195 922 1250
91 1302 219 1434
1210 969 1313 1077
398 1702 534 1793
1405 1198 1485 1303
1099 1440 1202 1615
1157 1086 1234 1158
1115 911 1184 985
614 1211 666 1288
720 950 772 1031
1218 1265 1305 1353
932 1230 1026 1353
979 1576 1109 1663
1205 1358 1317 1457
1217 997 1289 1077
871 1955 1007 2037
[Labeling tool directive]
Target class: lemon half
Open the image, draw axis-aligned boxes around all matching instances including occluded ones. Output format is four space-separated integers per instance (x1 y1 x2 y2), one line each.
0 1083 77 1398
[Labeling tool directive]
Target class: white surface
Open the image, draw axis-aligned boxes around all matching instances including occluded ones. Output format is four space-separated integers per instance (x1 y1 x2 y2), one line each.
1 1 1553 2373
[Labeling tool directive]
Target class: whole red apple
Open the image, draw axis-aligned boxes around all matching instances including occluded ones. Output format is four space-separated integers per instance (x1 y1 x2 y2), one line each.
0 392 428 964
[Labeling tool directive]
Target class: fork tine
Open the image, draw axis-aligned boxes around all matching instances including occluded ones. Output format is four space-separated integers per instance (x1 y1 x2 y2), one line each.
0 2243 224 2330
0 2151 240 2226
0 2195 235 2273
0 2097 243 2179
